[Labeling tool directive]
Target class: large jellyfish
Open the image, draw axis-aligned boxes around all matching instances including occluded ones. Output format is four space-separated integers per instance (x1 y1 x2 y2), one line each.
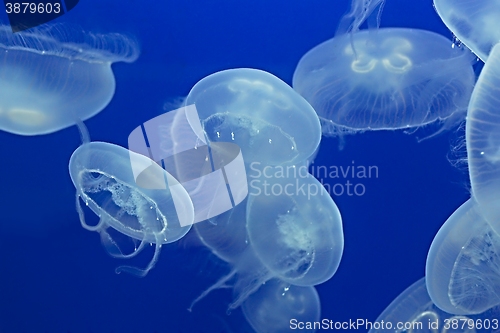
190 171 343 311
184 68 321 167
369 278 500 333
466 43 500 235
69 141 194 277
293 1 475 136
0 24 139 136
242 279 321 333
433 0 500 62
426 199 500 315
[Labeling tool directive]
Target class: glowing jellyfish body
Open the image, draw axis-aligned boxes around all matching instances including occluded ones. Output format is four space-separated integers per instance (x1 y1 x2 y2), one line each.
246 172 344 286
434 0 500 61
242 279 321 333
185 68 321 166
426 199 500 315
293 28 475 135
467 43 500 235
191 171 343 312
69 142 193 276
0 25 138 136
368 277 500 333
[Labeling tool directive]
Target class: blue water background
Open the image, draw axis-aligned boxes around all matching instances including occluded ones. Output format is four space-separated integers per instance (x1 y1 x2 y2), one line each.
0 1 471 332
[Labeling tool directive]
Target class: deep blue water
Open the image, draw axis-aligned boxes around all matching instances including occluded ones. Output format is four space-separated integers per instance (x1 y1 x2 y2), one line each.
0 1 472 332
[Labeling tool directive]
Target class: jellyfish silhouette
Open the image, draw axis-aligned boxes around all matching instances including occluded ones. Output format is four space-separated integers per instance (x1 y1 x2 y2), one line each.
184 68 321 167
69 141 194 277
467 43 500 235
190 171 343 311
0 24 139 136
434 0 499 61
293 0 475 137
242 279 321 333
369 278 500 333
426 199 500 315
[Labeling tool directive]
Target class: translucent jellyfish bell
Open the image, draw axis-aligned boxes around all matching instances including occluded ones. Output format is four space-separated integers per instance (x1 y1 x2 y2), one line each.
190 171 343 311
434 0 500 61
467 43 500 235
426 199 500 315
241 279 321 333
185 68 321 166
369 277 500 333
0 24 139 136
293 28 475 136
246 171 344 286
69 142 194 277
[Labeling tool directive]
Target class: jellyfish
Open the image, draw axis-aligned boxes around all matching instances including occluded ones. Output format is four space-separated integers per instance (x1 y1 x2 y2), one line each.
466 43 500 235
368 277 500 333
426 198 500 315
190 170 343 311
69 141 194 277
184 68 321 167
293 1 475 137
246 170 344 286
242 279 321 333
433 0 500 62
0 24 139 136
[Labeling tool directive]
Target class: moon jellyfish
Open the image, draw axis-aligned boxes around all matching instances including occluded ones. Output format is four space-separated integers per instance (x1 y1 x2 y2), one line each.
242 279 321 333
293 28 475 136
467 43 500 235
69 141 194 276
190 170 343 312
369 277 500 333
247 172 344 286
0 25 139 136
433 0 500 61
426 199 500 315
185 68 321 166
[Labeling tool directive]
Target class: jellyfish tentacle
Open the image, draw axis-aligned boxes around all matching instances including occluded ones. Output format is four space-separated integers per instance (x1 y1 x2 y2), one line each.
188 269 237 312
115 232 163 277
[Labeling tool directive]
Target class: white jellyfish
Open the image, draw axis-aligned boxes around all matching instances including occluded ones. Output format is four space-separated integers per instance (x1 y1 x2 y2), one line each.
0 24 139 136
426 199 500 315
467 42 500 235
184 68 321 167
69 141 194 277
433 0 500 61
293 0 475 137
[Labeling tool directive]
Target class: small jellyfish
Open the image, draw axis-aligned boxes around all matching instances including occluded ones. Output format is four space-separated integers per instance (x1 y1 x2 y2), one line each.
466 43 500 235
369 277 500 333
433 0 500 61
184 68 321 167
242 279 321 333
0 24 139 136
69 141 194 277
426 199 500 315
293 2 475 136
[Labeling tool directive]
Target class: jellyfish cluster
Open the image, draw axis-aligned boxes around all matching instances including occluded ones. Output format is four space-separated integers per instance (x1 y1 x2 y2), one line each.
6 0 500 331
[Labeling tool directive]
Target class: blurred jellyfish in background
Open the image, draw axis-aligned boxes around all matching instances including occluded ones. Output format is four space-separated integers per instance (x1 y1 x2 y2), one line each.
426 199 500 315
466 43 500 235
293 0 475 138
242 279 321 333
69 141 194 277
433 0 500 62
369 278 500 333
184 68 321 167
0 24 139 136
